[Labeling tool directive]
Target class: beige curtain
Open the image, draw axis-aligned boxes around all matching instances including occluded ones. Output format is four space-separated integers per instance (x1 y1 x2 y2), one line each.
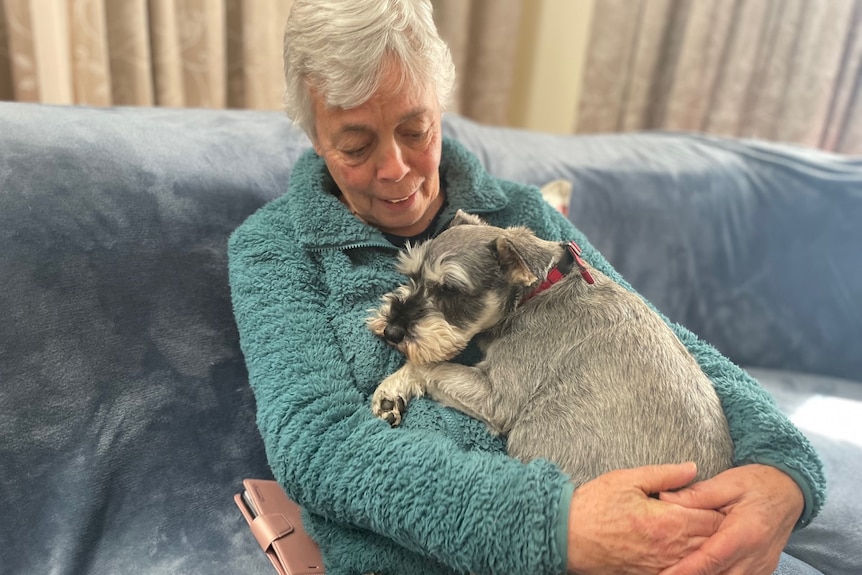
577 0 862 154
0 0 523 118
432 0 523 124
1 0 859 154
0 0 527 119
0 0 292 109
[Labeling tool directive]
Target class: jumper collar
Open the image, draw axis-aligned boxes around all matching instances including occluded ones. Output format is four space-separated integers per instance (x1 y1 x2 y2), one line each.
522 241 594 303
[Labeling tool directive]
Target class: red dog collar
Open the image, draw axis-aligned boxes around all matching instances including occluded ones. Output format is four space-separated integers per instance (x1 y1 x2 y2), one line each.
523 241 594 303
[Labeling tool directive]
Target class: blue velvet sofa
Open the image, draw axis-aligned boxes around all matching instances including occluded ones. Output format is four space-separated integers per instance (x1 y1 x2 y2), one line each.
1 102 860 574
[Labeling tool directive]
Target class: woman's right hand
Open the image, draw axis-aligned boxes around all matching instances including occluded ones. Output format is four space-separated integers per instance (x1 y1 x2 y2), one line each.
565 463 725 575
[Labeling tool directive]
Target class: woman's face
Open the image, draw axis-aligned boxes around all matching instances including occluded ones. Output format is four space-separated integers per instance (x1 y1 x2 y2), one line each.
312 60 444 237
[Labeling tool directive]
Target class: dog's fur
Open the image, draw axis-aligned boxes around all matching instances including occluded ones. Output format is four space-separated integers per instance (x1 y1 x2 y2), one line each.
368 211 733 486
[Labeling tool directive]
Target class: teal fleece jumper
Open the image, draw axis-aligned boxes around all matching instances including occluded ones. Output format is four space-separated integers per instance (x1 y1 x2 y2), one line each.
228 138 825 575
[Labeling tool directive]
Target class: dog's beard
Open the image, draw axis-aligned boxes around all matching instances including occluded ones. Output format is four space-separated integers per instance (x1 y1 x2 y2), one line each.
399 312 470 364
369 288 506 364
367 302 467 363
366 312 390 339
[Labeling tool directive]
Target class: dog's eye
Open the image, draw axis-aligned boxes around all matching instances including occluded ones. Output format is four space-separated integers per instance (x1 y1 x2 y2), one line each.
433 283 464 298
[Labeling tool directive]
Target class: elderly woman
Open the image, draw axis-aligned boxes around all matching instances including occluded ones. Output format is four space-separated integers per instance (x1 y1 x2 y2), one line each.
228 1 825 574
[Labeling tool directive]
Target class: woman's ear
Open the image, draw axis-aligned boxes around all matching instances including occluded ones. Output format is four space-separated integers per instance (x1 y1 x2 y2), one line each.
312 137 323 157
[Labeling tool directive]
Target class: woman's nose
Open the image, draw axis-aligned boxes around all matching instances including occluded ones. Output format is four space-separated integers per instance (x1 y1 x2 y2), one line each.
376 141 409 182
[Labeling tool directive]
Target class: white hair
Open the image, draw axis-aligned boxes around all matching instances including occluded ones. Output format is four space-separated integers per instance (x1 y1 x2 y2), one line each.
283 0 456 139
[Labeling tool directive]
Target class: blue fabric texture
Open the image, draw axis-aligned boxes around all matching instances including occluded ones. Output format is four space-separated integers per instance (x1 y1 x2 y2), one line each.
0 104 306 574
228 137 825 575
1 103 856 575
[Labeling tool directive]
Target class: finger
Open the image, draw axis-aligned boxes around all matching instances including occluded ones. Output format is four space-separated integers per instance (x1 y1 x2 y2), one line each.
659 543 730 575
671 506 725 538
659 474 738 511
659 548 725 575
660 526 740 575
631 462 699 494
674 535 711 558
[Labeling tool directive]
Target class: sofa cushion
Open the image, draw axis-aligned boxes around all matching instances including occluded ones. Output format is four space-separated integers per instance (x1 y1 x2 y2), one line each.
750 368 862 575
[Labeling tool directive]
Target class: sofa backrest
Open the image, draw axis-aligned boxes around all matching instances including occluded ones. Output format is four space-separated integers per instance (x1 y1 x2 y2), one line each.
446 117 862 383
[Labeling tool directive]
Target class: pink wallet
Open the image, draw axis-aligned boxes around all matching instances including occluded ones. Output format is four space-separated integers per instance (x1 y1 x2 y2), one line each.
234 479 325 575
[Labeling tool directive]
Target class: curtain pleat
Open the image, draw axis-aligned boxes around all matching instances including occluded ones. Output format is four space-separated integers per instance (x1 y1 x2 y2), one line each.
226 0 293 110
658 1 736 132
575 0 671 133
460 0 521 126
105 0 153 105
431 0 471 115
776 0 854 147
433 0 522 126
70 0 111 106
705 0 772 138
823 1 862 152
170 0 223 109
0 5 10 100
3 0 39 102
620 0 673 132
150 0 184 107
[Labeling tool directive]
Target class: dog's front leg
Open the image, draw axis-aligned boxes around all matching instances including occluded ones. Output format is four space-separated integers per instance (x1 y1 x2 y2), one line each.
419 363 508 435
372 363 427 426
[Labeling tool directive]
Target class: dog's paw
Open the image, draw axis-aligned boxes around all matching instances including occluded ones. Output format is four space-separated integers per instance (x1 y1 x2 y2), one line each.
371 365 424 427
372 389 408 427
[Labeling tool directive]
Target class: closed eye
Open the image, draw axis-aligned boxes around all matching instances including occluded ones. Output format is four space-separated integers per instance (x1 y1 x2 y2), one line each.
402 131 427 142
343 146 369 158
436 283 460 296
429 279 470 299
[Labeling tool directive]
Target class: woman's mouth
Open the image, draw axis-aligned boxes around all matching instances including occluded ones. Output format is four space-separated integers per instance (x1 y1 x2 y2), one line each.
383 190 418 205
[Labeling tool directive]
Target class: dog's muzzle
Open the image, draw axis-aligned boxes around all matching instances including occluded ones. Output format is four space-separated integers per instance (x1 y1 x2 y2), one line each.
383 323 407 345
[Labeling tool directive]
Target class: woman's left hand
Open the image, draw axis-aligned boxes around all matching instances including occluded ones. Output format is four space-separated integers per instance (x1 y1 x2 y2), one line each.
657 464 804 575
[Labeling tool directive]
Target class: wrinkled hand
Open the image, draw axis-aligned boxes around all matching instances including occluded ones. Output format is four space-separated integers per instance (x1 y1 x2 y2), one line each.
566 463 725 575
657 464 804 575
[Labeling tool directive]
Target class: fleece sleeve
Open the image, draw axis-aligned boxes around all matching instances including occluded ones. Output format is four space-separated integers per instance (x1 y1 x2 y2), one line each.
526 190 826 527
227 215 571 575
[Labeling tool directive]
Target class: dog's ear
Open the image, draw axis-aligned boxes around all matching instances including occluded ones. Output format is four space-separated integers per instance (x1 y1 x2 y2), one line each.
449 210 487 228
493 236 538 286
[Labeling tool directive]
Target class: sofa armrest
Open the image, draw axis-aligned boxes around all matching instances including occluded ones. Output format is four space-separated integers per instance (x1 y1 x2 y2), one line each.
0 103 305 574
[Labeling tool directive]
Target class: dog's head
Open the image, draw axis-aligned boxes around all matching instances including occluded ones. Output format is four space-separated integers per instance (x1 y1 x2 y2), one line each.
367 210 562 364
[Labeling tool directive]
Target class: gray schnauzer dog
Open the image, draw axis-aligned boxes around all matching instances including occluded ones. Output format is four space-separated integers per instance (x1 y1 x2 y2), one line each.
368 210 733 486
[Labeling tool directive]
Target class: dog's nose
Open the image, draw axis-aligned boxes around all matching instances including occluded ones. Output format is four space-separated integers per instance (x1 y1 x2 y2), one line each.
384 324 406 344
